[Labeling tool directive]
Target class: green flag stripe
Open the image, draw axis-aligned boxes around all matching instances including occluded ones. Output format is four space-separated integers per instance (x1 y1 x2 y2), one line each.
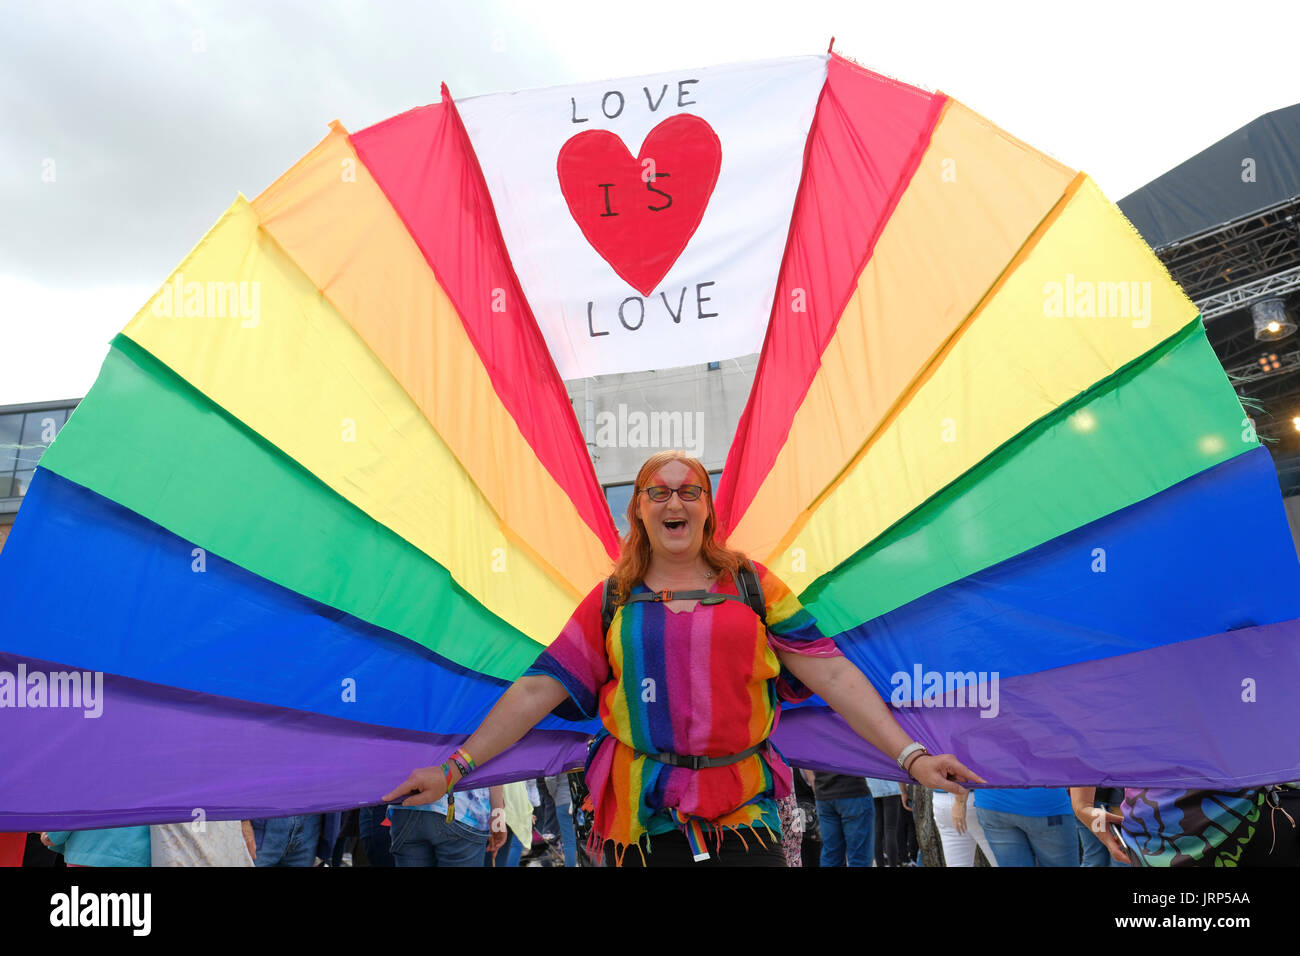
803 319 1253 633
41 335 544 681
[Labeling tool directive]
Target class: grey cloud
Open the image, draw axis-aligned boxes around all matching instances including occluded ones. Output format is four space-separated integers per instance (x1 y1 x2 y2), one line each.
0 0 571 289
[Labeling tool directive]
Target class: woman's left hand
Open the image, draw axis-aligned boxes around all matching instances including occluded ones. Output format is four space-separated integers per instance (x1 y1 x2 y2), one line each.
906 754 984 795
950 793 968 835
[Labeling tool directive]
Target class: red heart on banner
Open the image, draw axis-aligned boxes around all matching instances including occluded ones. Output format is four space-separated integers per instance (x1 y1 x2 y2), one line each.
557 114 722 296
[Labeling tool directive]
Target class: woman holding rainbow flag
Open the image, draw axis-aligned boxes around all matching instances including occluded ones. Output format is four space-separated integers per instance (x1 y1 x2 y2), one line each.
385 450 981 866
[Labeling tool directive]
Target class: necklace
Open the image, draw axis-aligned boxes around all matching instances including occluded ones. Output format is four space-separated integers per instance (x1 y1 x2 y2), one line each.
646 564 715 590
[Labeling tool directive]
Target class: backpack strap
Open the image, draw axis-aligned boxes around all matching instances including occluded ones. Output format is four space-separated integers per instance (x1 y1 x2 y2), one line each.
601 562 768 634
624 590 746 606
600 576 617 636
736 560 767 625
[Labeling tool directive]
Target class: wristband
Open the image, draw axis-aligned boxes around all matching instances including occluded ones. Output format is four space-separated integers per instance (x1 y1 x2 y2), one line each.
439 761 458 822
452 746 478 773
444 747 477 823
896 742 928 775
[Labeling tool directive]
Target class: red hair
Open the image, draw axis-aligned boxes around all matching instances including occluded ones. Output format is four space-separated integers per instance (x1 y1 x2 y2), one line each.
610 450 749 603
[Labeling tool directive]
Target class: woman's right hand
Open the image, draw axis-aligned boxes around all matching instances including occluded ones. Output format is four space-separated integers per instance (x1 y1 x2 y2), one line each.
1070 786 1129 865
1075 804 1129 864
383 765 451 807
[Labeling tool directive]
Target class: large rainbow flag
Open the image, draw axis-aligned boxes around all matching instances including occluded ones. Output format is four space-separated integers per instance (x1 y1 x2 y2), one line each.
3 53 1299 829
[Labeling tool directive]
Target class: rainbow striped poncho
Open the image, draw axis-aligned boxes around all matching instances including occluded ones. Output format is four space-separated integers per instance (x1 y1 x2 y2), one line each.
526 561 842 863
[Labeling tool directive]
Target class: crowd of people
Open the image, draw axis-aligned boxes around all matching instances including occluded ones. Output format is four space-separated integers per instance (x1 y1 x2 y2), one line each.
11 773 1295 867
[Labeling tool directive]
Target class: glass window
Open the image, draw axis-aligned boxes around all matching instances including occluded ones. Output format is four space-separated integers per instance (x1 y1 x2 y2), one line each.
12 469 34 498
0 413 20 474
707 470 723 501
605 482 634 535
18 409 66 471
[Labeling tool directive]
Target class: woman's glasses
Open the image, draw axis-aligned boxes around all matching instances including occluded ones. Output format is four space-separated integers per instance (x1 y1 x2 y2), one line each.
640 484 705 503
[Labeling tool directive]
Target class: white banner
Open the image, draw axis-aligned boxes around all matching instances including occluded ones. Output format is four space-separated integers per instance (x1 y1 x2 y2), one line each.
457 55 827 379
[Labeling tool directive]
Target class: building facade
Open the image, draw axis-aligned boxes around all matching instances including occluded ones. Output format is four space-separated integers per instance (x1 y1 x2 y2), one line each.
564 355 758 535
0 399 79 556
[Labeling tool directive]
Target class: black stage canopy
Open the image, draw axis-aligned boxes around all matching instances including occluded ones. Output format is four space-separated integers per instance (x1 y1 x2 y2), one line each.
1120 104 1300 251
1120 104 1300 500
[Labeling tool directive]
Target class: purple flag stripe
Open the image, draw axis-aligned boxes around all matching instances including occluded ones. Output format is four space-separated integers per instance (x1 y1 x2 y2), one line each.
7 618 1297 829
771 617 1300 790
0 651 587 831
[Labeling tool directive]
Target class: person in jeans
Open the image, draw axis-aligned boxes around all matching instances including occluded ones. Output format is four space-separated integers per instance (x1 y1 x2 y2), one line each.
358 804 395 866
249 815 323 867
1072 786 1127 867
543 773 579 867
388 785 505 867
804 770 874 867
973 787 1077 866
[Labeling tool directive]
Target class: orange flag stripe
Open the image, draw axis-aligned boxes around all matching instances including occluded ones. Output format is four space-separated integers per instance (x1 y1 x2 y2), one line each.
252 124 613 594
727 100 1075 559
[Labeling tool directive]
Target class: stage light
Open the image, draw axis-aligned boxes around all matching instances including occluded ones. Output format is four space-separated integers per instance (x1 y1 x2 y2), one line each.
1252 298 1296 341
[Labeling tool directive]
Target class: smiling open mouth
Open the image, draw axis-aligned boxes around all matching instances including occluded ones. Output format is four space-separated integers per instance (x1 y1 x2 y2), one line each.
664 519 687 530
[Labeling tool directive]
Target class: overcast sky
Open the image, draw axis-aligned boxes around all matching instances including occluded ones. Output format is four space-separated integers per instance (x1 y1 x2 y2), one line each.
3 0 1298 404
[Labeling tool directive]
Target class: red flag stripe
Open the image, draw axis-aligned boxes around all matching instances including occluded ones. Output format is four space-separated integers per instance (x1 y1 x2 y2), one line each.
715 55 947 538
351 88 618 558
